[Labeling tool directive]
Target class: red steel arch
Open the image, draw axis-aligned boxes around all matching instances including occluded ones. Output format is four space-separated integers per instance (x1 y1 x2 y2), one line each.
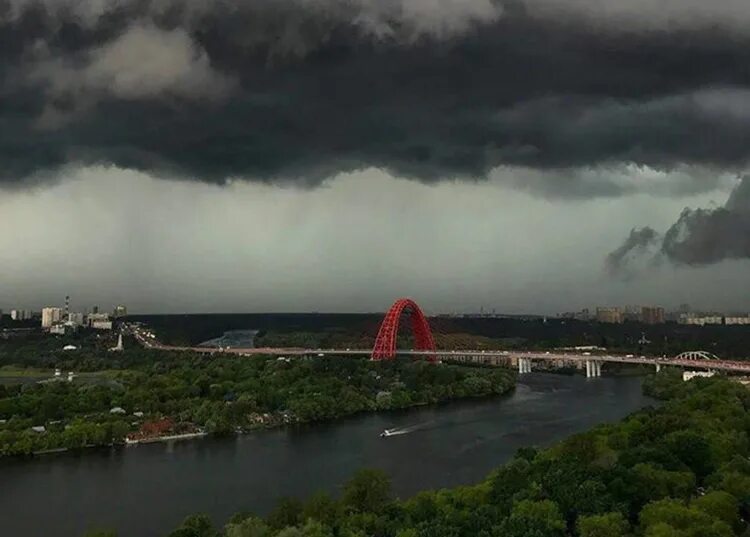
371 298 436 361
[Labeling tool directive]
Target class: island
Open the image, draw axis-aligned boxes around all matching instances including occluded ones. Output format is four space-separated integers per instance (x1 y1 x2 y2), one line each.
0 333 516 457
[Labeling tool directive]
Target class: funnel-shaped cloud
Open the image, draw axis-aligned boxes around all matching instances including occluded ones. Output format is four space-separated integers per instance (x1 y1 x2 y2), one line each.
608 177 750 273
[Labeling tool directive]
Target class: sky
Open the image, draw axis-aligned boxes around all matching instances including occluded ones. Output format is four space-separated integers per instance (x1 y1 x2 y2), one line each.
1 0 749 314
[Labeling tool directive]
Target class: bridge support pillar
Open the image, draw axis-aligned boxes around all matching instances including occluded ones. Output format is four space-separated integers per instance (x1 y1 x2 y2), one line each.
655 363 661 373
586 360 602 378
518 358 532 374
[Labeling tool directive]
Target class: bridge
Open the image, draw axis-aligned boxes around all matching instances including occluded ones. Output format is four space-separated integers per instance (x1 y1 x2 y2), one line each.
129 298 750 376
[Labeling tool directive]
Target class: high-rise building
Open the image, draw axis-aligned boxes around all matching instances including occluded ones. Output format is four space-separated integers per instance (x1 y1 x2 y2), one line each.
41 307 63 328
113 305 128 318
641 306 665 325
596 307 623 324
623 305 642 322
10 309 31 321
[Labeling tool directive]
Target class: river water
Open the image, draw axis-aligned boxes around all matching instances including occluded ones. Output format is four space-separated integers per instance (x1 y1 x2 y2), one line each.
0 373 654 537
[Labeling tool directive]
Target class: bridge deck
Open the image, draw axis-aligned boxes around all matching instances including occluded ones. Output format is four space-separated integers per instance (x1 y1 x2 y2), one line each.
131 330 750 373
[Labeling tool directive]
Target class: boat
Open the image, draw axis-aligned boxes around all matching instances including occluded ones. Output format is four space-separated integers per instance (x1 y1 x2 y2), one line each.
380 429 397 438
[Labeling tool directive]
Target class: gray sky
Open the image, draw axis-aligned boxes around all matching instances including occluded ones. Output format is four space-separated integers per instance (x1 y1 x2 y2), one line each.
1 0 750 313
0 165 746 314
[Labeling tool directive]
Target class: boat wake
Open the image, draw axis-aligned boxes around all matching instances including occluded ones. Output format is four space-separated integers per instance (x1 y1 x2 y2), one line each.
380 420 436 437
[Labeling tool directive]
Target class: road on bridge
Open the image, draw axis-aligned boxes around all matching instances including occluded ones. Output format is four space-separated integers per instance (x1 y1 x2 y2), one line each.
128 325 750 374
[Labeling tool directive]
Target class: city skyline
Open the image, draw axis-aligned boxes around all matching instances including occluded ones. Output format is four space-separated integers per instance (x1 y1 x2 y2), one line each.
1 1 749 312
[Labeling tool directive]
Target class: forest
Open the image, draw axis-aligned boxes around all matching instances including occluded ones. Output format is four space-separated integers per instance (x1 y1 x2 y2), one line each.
82 371 750 537
0 342 516 456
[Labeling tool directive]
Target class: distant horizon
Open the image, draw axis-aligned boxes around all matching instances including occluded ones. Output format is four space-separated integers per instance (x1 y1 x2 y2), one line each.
5 305 750 317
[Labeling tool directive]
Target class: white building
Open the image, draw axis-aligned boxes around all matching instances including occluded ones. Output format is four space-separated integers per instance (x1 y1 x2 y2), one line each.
11 309 32 321
87 313 112 329
49 324 67 335
41 307 63 328
87 312 110 324
678 314 723 326
683 371 715 381
725 316 750 326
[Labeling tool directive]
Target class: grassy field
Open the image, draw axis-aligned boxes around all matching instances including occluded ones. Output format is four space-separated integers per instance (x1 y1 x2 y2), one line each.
0 365 55 377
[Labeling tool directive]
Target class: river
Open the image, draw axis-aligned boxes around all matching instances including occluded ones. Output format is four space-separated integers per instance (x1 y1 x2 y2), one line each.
0 373 654 537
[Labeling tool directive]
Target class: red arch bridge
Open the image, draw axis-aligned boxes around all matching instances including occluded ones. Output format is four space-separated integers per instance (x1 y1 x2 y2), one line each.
128 298 750 376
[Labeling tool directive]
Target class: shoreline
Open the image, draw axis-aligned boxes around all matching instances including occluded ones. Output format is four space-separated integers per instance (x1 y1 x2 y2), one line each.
5 380 517 461
126 431 208 445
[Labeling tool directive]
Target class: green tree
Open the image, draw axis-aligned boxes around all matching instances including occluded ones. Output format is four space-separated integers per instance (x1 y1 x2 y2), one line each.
501 500 566 537
301 492 340 526
267 497 303 530
577 512 629 537
225 517 272 537
168 514 217 537
299 520 334 537
342 469 392 514
639 499 733 537
693 491 739 528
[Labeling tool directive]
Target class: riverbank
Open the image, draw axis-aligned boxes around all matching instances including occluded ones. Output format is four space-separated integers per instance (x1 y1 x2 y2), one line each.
0 356 517 458
0 374 653 537
125 431 208 445
168 373 747 537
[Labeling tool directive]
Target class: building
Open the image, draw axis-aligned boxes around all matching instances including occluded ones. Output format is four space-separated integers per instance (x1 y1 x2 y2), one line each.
623 305 642 322
641 306 665 325
68 312 85 327
109 334 124 352
87 313 109 324
87 312 112 330
113 305 128 318
11 309 32 321
683 371 715 381
41 307 63 328
725 316 750 326
596 307 623 324
49 324 66 335
678 314 723 326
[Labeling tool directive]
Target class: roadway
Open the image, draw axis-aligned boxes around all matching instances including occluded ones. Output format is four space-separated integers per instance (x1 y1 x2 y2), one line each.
129 326 750 374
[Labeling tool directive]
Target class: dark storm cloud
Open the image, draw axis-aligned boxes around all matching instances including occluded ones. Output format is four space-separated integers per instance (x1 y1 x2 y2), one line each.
661 176 750 265
608 177 750 271
4 1 750 187
605 226 660 277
